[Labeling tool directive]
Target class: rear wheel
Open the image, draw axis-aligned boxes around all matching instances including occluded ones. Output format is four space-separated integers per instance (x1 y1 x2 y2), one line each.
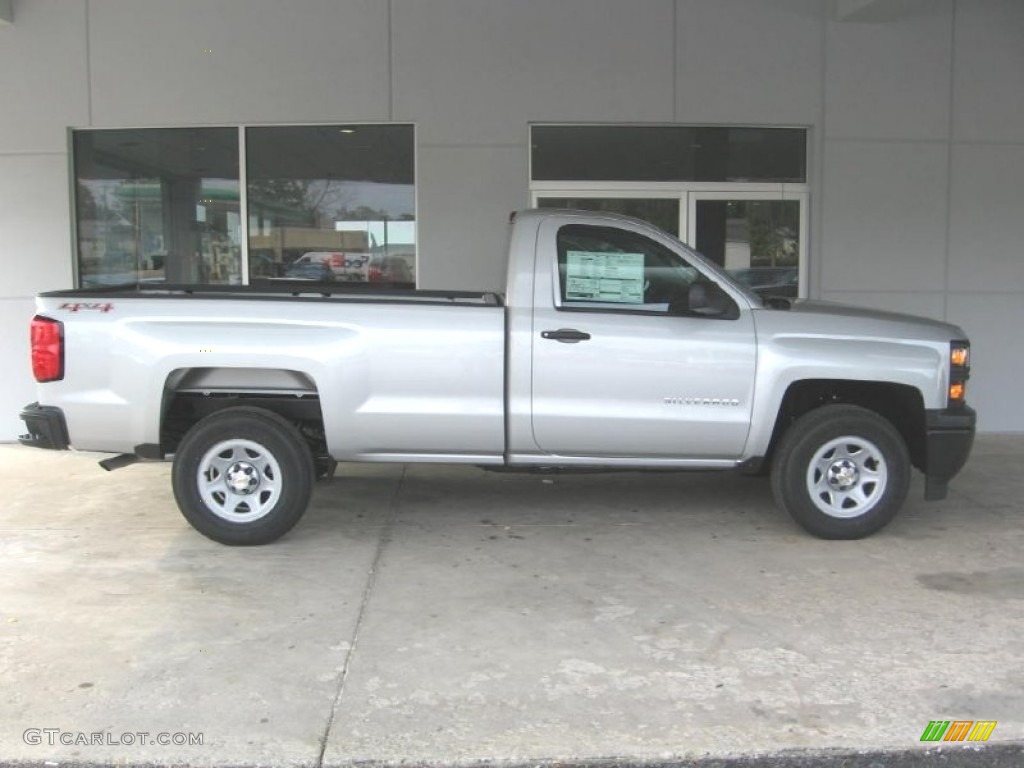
771 404 910 539
172 407 314 545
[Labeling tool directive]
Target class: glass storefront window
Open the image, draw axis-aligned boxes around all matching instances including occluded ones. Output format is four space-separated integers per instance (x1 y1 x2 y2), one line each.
71 124 416 288
246 124 416 287
73 128 240 287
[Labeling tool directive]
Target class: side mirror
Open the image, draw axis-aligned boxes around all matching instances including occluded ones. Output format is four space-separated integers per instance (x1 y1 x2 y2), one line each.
670 281 739 320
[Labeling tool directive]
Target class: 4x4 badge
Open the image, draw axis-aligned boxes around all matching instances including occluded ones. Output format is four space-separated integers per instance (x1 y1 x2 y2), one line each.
59 302 114 313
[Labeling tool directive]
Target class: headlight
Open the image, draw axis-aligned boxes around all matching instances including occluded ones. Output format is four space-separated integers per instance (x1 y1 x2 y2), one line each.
951 345 970 368
948 340 970 408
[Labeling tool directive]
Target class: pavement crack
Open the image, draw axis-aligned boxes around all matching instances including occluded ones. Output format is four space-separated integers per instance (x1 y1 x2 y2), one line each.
315 465 406 768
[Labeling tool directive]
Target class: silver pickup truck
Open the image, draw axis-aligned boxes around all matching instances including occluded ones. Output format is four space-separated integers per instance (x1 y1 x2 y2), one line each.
20 209 975 545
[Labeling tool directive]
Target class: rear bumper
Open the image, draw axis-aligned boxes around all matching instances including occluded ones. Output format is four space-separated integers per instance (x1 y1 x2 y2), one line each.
19 402 70 450
922 405 976 500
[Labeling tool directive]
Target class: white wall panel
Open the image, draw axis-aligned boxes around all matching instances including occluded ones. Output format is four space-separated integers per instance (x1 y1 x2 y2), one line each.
0 155 74 297
0 0 88 152
952 0 1024 143
89 0 390 127
820 140 948 292
948 143 1024 292
415 145 527 292
0 298 37 440
947 294 1024 433
825 1 952 141
676 0 824 126
392 0 675 145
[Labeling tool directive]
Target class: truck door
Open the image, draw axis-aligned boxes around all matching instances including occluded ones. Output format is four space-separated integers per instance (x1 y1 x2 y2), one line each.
530 220 756 460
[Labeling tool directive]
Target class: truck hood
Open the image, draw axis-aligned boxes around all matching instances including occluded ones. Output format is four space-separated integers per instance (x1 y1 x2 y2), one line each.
757 299 967 343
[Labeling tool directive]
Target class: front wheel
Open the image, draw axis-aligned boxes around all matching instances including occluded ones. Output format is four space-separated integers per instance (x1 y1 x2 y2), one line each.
771 404 911 539
172 407 315 545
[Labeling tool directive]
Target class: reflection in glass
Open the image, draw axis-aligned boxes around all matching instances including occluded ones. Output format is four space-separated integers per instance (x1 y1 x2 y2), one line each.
695 199 800 298
73 128 240 287
537 197 680 237
246 125 416 286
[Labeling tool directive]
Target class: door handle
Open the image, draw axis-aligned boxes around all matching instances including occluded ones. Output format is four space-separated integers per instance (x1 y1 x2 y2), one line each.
541 328 591 343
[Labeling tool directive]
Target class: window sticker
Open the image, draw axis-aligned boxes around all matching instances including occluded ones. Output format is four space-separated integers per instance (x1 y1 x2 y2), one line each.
565 251 645 303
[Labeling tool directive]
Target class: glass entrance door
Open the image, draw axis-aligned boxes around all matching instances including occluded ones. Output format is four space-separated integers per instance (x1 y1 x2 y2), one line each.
687 192 807 299
532 188 808 299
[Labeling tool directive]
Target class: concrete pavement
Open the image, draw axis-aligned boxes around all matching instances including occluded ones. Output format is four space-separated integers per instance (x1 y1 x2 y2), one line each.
0 437 1022 766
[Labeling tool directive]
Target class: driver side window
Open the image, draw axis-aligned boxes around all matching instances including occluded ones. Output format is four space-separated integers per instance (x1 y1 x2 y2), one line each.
556 224 699 312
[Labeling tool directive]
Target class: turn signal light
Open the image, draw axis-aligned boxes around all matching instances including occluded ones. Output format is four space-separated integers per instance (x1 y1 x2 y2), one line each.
949 381 965 402
30 315 64 382
951 346 969 367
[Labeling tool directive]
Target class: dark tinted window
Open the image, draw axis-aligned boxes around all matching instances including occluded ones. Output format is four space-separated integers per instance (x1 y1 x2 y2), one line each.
246 125 415 286
73 128 240 287
532 125 806 183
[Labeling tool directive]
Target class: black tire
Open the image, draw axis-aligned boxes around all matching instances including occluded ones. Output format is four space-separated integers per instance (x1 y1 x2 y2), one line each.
770 404 911 540
172 407 315 545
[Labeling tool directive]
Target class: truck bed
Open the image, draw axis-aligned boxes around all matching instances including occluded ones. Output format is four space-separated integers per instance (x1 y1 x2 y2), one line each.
33 286 508 461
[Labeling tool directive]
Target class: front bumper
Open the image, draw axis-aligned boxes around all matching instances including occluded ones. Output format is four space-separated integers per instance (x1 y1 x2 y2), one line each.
922 405 976 500
19 402 70 450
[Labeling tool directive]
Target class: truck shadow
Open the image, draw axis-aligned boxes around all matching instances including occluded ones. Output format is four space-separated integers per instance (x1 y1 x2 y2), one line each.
299 464 791 543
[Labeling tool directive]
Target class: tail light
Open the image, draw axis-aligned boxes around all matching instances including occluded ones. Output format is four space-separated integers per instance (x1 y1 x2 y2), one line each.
30 315 64 382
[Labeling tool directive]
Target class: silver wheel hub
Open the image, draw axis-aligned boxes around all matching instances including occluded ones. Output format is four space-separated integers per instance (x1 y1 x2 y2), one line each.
225 461 260 494
196 439 283 523
807 435 888 519
826 459 860 491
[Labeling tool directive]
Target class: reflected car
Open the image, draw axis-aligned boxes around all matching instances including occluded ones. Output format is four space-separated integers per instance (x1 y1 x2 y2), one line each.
248 251 282 279
283 260 334 281
291 251 371 281
368 254 414 285
80 273 166 288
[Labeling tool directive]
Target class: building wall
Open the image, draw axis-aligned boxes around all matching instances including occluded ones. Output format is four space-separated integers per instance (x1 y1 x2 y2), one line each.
820 0 1024 433
0 0 1022 438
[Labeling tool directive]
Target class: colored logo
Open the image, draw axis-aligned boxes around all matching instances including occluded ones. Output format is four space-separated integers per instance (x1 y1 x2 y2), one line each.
920 720 997 742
